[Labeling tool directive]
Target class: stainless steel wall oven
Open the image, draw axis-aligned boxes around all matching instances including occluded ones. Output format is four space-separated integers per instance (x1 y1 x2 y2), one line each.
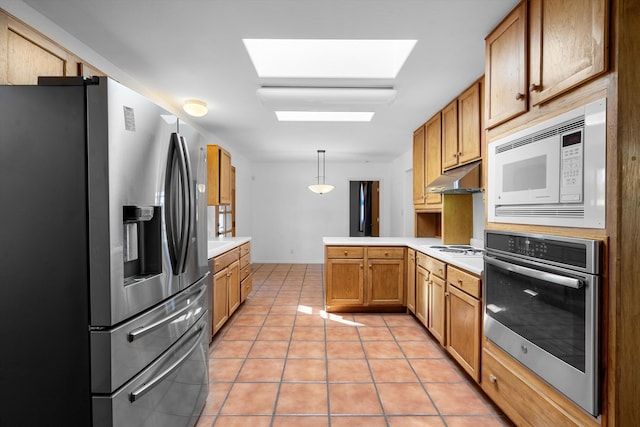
483 231 601 416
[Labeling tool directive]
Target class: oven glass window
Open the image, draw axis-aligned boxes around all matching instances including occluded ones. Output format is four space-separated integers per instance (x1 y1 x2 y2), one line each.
485 260 586 371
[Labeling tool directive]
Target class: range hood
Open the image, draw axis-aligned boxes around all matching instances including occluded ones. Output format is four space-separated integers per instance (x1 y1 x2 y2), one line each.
425 160 482 194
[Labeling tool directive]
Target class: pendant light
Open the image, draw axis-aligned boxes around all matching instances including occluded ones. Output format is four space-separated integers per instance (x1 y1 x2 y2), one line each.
308 149 335 194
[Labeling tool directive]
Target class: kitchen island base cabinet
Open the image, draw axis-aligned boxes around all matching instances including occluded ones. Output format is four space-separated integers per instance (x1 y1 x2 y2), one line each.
325 246 405 312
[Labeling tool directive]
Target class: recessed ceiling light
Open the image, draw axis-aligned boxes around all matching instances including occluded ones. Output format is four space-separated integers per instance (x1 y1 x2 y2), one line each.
243 39 417 79
275 111 375 122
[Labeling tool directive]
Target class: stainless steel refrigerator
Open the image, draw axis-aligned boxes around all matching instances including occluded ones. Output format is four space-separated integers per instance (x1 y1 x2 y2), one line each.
0 76 210 426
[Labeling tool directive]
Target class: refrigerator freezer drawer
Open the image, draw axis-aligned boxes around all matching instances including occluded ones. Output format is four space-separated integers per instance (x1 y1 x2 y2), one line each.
91 274 209 393
92 314 209 427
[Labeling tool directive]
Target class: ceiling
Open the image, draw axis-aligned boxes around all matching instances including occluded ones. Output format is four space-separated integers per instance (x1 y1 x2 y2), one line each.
21 0 518 163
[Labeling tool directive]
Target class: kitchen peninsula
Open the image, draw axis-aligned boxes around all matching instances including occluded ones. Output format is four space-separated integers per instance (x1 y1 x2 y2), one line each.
324 236 485 381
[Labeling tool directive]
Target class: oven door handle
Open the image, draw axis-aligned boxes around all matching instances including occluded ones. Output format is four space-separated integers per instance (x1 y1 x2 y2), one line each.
484 256 583 289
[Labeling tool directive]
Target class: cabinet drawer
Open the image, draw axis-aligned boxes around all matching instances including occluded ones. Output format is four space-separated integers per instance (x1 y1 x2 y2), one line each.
416 252 429 270
447 266 481 299
240 264 251 281
241 274 252 302
326 246 364 259
424 256 446 279
240 253 250 270
482 347 579 427
213 248 239 273
240 242 251 258
367 247 405 259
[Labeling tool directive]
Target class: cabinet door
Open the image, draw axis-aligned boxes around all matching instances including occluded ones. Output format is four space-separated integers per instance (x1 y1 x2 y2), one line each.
485 1 528 128
529 0 608 106
326 259 365 306
457 81 482 165
6 19 69 85
227 260 240 316
207 145 232 206
412 125 426 206
441 100 459 170
428 274 446 346
406 250 416 314
368 259 404 306
212 269 229 336
416 266 428 326
424 113 442 205
446 284 481 382
219 147 232 205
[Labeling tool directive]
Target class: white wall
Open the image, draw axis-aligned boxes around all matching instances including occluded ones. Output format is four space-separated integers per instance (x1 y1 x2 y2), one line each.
249 160 405 263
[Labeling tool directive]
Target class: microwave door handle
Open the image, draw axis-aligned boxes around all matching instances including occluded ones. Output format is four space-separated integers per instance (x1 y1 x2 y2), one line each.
484 256 583 289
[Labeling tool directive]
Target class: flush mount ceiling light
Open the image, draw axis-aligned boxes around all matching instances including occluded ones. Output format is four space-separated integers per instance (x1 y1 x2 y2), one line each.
308 149 334 195
243 39 417 79
183 99 208 117
276 111 374 122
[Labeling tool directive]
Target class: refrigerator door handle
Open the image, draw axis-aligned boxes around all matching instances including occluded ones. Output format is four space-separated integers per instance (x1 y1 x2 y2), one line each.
176 134 193 274
165 132 192 275
128 324 205 402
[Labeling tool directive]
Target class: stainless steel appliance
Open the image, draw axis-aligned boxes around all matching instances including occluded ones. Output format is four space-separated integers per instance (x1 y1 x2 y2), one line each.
487 98 606 228
0 76 209 426
483 230 601 416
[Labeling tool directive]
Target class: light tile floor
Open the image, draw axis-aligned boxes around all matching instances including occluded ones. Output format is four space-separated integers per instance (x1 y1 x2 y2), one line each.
196 263 514 427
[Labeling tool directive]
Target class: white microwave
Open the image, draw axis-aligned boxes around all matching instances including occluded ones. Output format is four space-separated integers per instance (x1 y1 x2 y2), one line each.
488 98 606 228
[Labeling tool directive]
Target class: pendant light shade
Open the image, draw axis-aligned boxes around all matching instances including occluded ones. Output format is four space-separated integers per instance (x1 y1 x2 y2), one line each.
308 150 334 194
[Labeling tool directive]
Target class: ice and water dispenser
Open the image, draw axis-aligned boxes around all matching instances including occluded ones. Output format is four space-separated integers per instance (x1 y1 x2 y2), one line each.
123 205 162 284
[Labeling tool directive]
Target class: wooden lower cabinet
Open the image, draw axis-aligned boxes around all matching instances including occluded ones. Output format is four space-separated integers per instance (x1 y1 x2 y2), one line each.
446 265 482 382
210 247 243 338
406 249 416 314
415 265 428 325
325 246 405 310
326 258 365 306
212 268 229 336
368 258 404 305
239 242 252 302
428 274 446 346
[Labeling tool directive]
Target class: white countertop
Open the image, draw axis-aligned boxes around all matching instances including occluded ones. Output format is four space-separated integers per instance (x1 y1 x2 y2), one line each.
207 236 252 259
323 236 484 276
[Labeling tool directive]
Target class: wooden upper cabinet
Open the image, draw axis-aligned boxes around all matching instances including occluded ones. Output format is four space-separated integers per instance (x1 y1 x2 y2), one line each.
457 82 482 165
412 125 426 206
441 100 458 170
424 113 442 205
3 15 72 85
442 80 482 171
485 0 528 128
528 0 608 106
485 0 608 128
207 145 232 206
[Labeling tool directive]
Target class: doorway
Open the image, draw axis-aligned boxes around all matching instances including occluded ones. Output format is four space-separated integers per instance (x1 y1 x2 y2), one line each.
349 181 379 237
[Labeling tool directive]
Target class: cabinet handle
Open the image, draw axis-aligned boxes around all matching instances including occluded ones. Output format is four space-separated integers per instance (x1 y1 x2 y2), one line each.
489 374 498 384
344 251 348 256
458 279 463 286
530 83 542 92
385 251 389 256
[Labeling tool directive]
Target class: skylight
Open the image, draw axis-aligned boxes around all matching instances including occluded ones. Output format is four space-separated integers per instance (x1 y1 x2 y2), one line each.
243 39 417 79
275 111 375 122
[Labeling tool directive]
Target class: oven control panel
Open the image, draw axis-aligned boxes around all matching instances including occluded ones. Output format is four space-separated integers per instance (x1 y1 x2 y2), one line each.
485 231 599 273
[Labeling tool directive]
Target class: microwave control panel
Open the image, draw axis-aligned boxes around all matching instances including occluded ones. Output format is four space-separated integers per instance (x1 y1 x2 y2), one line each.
560 130 583 203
